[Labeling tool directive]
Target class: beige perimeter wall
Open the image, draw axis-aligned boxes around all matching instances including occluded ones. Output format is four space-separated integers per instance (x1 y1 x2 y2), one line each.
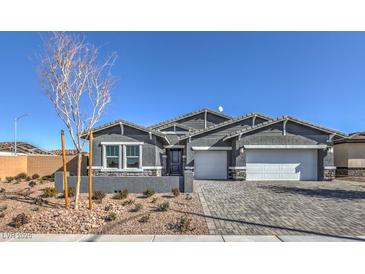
334 143 365 168
0 155 87 179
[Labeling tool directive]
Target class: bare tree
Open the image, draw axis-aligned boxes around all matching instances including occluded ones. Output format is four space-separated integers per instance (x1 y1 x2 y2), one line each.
38 32 116 209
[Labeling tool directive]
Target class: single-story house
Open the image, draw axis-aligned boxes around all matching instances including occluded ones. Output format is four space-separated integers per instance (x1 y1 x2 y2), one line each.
334 132 365 176
83 108 347 183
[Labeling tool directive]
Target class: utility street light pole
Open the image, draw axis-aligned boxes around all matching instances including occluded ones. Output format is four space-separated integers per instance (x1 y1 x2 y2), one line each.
14 114 28 155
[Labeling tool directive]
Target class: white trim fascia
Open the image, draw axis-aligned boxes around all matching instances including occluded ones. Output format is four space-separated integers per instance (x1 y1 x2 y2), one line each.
164 145 185 148
162 131 189 135
99 168 143 172
243 145 327 149
143 166 163 170
192 146 232 151
228 166 246 170
324 166 337 170
88 166 103 170
101 142 144 145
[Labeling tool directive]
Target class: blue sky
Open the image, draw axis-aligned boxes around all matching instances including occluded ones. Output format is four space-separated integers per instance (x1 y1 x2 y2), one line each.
0 32 364 150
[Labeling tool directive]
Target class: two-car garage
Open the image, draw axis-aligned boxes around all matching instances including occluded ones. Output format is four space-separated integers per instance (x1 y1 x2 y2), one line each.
193 148 319 181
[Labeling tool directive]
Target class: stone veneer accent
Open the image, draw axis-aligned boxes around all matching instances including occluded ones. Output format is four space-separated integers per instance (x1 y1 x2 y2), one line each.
336 167 365 177
324 167 336 181
92 169 161 177
228 167 246 180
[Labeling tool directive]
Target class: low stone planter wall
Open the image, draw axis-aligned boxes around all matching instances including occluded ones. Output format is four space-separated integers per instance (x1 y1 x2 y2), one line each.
55 172 185 193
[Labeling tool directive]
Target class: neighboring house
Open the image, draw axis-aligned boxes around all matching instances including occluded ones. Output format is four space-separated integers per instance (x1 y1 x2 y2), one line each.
84 108 347 182
334 132 365 176
50 149 79 156
0 142 52 155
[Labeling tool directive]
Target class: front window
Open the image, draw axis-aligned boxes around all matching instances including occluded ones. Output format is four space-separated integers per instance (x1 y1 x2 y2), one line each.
105 145 119 168
126 145 140 168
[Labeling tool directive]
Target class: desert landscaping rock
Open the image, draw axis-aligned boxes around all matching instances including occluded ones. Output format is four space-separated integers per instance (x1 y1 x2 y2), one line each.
0 179 208 235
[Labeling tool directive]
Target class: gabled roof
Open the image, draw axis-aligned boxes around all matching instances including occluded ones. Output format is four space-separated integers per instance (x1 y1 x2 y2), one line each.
149 108 233 130
81 119 170 144
157 122 195 132
178 113 272 140
223 116 348 141
334 132 365 144
0 142 52 155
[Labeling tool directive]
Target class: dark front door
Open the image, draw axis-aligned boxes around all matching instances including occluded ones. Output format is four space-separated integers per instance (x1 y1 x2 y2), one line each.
168 149 182 175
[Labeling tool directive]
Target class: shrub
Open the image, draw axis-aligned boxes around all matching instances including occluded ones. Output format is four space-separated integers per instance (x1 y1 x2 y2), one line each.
172 188 180 197
0 188 5 194
185 194 193 200
121 199 135 206
112 189 128 200
151 197 158 203
174 215 193 233
139 214 150 223
0 205 7 212
143 189 155 198
25 176 32 181
92 191 106 201
157 202 170 212
104 204 113 211
31 207 39 212
15 173 27 180
28 181 37 188
9 213 29 228
41 187 57 198
105 212 117 222
0 212 5 218
6 176 14 183
32 174 40 180
131 203 143 212
68 187 76 197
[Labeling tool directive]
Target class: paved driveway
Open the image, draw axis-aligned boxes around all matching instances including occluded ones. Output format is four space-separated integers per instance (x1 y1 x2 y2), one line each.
196 180 365 237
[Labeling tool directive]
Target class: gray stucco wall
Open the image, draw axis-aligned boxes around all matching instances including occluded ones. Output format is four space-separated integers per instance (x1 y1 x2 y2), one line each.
178 112 230 129
92 124 165 168
55 172 186 193
231 121 335 180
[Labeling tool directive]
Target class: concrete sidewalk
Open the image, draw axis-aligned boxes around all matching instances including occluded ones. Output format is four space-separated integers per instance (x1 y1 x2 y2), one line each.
1 234 365 242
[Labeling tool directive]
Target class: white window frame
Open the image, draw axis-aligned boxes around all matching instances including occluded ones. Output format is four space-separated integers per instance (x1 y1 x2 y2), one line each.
101 142 143 171
123 144 142 170
103 144 121 169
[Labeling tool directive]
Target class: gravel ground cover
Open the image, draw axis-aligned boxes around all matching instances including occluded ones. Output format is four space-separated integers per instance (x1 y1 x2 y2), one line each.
0 178 208 235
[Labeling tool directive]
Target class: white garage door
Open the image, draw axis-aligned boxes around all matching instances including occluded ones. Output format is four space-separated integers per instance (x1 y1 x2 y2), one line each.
194 151 227 179
246 149 318 181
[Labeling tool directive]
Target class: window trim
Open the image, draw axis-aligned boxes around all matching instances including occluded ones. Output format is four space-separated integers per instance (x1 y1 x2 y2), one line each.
102 142 143 170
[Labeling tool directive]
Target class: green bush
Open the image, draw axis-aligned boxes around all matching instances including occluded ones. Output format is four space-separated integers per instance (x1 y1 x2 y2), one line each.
68 187 76 197
41 187 57 198
131 203 143 212
15 172 27 180
9 213 29 228
174 215 193 233
105 212 117 222
139 214 150 223
121 199 135 206
6 176 14 183
172 188 180 197
32 174 40 180
25 176 32 181
157 202 170 212
104 204 113 211
28 181 37 188
92 191 106 201
112 189 128 200
143 189 155 198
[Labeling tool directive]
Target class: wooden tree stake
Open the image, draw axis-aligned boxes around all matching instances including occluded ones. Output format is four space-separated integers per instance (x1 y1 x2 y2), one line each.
88 130 93 210
61 130 69 209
